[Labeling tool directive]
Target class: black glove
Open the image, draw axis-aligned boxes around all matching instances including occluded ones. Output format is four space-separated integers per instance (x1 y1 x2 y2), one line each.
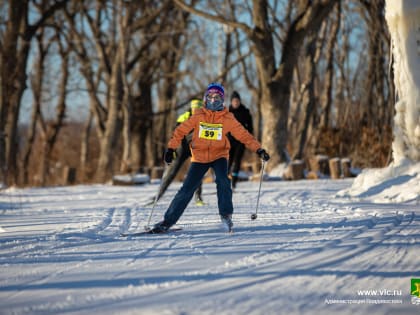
256 148 270 161
164 148 176 164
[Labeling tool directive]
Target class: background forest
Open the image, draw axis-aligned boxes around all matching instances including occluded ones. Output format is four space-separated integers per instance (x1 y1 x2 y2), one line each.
0 0 393 187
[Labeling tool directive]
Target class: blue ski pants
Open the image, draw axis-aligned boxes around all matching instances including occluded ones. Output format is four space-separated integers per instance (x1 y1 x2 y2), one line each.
164 158 232 226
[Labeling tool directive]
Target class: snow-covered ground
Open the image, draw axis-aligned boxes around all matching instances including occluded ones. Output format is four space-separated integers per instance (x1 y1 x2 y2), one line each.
0 177 419 315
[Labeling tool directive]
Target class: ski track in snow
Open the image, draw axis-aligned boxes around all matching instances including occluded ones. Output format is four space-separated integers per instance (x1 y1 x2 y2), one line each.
0 180 419 315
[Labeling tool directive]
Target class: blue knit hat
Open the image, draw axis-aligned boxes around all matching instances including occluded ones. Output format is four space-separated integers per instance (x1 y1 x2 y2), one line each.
204 82 224 99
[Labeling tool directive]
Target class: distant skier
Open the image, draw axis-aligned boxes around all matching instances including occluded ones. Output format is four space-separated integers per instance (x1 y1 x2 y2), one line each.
228 91 254 189
152 99 205 205
151 83 270 233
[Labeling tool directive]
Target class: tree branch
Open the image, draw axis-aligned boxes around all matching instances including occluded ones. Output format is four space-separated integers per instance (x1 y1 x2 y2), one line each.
173 0 252 36
26 0 69 40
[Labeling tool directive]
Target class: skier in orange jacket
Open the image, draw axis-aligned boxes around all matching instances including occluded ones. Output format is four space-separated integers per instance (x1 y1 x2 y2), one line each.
151 83 270 233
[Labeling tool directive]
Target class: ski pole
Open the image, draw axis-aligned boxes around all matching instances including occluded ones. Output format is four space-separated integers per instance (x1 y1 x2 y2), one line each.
251 160 265 220
144 165 169 231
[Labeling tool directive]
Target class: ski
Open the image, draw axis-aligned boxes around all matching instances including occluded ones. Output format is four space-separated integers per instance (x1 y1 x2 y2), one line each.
120 227 183 237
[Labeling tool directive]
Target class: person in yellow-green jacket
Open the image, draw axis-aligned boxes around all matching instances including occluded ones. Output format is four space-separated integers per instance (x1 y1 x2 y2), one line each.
152 99 205 205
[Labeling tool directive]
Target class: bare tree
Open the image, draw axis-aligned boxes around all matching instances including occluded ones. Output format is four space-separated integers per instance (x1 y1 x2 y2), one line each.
64 1 172 181
294 29 322 160
21 28 53 185
359 0 391 130
0 0 68 187
80 110 94 181
38 30 70 185
174 0 336 170
4 0 398 187
319 2 341 129
152 4 192 169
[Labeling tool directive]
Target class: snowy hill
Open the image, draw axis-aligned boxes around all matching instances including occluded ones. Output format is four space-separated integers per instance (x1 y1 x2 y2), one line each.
0 179 419 315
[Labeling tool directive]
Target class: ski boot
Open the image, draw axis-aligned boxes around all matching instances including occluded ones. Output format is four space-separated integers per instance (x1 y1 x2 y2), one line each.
195 197 205 206
220 214 233 233
148 220 171 234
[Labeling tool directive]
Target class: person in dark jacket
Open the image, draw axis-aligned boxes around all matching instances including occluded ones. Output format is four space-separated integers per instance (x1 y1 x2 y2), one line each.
228 91 254 188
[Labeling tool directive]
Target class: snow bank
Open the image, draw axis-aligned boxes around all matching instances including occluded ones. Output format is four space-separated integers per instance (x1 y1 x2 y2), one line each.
112 173 150 185
337 160 420 203
1 179 418 315
341 0 420 203
267 163 287 179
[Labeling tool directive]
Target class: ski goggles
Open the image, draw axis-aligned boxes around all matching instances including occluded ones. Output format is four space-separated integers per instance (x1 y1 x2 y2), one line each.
205 93 223 103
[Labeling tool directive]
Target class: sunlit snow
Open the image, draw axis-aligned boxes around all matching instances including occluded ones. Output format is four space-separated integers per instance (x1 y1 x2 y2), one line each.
1 178 419 315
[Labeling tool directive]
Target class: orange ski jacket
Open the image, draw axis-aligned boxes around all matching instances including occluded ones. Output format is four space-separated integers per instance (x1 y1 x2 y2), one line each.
168 107 261 163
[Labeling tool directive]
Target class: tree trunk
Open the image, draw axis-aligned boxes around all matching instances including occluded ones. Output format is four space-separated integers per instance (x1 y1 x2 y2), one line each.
250 0 282 168
319 3 340 129
119 17 132 174
295 33 319 160
254 0 336 169
80 110 93 181
360 0 387 129
21 33 47 185
39 43 69 186
120 92 132 174
0 3 30 186
95 52 124 182
134 81 153 169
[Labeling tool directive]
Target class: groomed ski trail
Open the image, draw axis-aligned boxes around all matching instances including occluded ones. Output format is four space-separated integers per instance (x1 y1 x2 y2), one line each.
0 179 419 315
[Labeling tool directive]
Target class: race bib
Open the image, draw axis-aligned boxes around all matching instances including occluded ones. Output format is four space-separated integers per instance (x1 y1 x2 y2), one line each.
198 122 223 140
